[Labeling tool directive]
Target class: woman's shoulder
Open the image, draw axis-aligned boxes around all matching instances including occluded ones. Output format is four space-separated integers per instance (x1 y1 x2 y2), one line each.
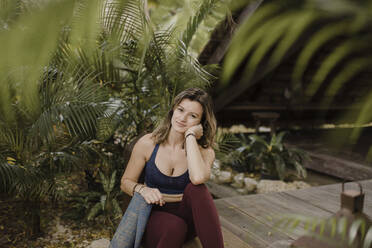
133 133 156 154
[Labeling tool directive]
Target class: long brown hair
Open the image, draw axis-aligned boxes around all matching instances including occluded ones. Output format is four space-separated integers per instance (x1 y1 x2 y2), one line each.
152 88 217 148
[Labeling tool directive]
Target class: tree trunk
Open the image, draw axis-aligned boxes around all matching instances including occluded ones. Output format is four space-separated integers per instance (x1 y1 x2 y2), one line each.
24 200 42 239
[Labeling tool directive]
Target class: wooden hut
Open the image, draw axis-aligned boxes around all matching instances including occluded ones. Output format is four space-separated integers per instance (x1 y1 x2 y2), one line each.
200 0 372 129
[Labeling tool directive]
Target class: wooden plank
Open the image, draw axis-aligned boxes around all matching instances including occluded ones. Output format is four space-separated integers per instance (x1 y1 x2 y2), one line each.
312 181 372 216
219 215 264 248
227 192 333 218
217 194 294 227
283 187 341 213
221 226 254 248
215 199 293 247
214 180 372 248
283 183 372 216
222 192 334 240
302 150 372 181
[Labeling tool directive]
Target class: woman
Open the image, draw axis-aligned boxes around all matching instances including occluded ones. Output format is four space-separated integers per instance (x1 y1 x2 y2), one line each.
120 88 224 248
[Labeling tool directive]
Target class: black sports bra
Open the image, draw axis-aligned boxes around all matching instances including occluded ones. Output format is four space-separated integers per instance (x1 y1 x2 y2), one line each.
144 144 190 194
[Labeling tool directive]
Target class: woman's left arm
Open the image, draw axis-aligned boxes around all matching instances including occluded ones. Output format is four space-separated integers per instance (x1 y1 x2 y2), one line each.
185 127 215 185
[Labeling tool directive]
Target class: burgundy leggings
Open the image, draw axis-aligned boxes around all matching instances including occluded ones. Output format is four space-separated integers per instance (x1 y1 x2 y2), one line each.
143 183 224 248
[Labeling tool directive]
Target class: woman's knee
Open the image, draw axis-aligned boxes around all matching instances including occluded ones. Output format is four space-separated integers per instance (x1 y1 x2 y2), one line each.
184 183 209 197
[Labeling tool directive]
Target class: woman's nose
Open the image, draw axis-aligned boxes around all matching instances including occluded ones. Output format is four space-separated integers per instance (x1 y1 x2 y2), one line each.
180 113 187 121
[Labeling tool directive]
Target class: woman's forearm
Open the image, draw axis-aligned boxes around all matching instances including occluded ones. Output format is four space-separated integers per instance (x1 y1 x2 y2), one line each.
185 135 210 184
121 177 143 196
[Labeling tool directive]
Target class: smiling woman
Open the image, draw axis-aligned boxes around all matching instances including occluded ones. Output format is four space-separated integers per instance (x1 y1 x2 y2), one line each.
116 88 223 248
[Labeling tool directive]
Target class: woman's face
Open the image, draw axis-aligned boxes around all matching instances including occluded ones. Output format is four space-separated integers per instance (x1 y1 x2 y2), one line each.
171 98 203 133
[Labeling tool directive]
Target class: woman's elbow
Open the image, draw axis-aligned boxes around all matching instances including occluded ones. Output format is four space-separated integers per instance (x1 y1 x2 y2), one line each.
190 174 210 185
120 178 129 194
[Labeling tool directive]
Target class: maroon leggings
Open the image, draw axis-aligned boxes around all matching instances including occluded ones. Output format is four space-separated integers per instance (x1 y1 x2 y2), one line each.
143 183 224 248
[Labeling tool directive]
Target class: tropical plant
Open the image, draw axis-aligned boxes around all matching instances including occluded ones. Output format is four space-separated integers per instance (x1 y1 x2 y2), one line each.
216 132 256 173
220 0 372 155
87 170 122 224
65 169 122 226
148 0 230 56
247 132 308 180
214 129 241 162
274 214 372 248
0 67 109 237
0 0 230 239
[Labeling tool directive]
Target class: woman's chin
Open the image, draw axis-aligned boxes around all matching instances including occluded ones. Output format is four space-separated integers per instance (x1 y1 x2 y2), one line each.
171 125 187 134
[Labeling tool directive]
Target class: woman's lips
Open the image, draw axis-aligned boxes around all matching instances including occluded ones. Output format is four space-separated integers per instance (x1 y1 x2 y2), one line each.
176 121 186 127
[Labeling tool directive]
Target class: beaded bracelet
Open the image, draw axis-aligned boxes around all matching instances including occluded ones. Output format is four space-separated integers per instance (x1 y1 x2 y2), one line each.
138 185 146 194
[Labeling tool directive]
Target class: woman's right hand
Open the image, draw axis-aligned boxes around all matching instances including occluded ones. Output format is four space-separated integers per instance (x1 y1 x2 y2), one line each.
140 187 165 206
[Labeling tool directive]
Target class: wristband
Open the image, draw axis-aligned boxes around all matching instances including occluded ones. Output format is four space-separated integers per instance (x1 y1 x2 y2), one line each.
185 132 196 139
132 183 140 195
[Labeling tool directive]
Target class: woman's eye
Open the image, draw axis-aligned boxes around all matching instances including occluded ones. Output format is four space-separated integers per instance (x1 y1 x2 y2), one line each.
191 115 197 118
178 108 183 112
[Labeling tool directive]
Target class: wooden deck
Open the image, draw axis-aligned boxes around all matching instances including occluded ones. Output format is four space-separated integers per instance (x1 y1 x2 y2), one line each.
214 179 372 248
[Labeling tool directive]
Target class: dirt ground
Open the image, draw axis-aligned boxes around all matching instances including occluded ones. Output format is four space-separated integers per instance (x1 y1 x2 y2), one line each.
0 195 131 248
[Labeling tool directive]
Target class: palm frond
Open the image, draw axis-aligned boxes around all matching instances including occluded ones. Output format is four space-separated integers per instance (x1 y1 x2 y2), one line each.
322 58 372 108
180 0 220 50
270 11 317 65
291 20 349 85
0 160 25 193
29 67 109 142
69 0 101 51
102 0 145 43
241 12 295 81
274 214 372 248
349 89 372 143
221 1 284 83
214 129 240 162
305 39 370 98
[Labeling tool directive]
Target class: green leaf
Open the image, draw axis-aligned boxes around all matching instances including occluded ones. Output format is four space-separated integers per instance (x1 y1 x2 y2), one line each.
305 39 369 98
112 198 123 218
180 0 219 50
274 131 286 146
249 134 268 148
273 153 286 180
348 218 365 246
242 12 295 81
99 171 110 193
322 58 372 108
87 202 102 221
350 89 372 143
100 195 107 211
337 217 348 240
292 20 350 86
294 161 307 179
69 0 101 52
108 170 117 193
363 226 372 248
0 0 76 121
270 11 317 65
221 2 282 84
328 217 337 238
